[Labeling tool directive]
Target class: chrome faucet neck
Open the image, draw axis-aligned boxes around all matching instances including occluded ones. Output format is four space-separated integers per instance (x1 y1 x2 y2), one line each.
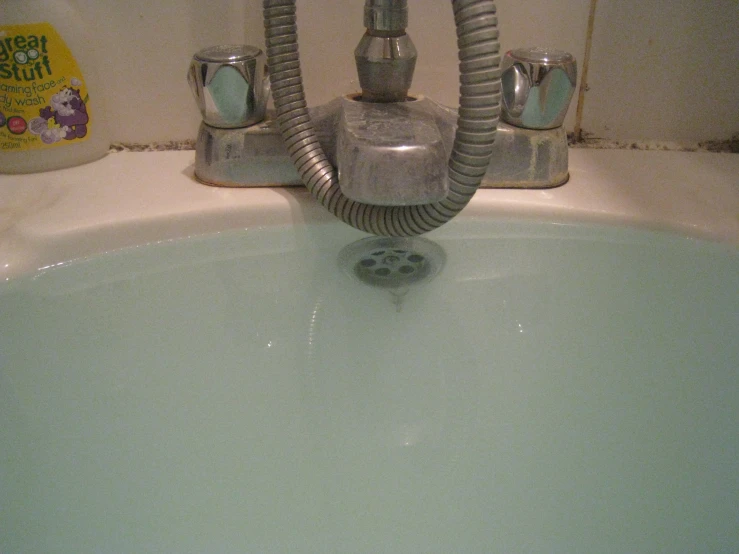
355 0 416 103
363 0 408 34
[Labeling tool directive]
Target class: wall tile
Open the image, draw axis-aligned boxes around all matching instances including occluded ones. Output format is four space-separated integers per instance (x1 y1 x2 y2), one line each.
583 0 739 142
76 0 257 143
72 0 590 144
83 0 739 146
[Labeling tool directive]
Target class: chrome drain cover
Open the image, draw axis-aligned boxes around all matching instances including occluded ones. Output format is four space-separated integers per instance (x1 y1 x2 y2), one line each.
338 236 446 289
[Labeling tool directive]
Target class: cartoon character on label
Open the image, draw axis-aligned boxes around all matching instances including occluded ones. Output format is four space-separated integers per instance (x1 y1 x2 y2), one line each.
29 82 89 144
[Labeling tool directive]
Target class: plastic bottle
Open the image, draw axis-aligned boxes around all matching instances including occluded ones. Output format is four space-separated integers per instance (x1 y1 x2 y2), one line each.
0 0 109 173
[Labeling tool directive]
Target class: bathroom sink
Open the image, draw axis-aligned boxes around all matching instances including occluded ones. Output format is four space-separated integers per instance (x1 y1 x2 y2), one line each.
1 207 737 552
1 150 738 552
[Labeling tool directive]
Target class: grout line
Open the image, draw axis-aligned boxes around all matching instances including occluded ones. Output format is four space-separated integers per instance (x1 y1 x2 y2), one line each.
567 134 739 153
573 0 598 141
110 140 196 152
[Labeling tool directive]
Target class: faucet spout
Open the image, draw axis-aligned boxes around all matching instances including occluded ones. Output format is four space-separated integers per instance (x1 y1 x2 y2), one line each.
356 0 416 103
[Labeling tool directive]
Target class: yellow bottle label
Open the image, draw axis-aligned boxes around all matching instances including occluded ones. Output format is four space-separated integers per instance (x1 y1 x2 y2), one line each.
0 22 93 152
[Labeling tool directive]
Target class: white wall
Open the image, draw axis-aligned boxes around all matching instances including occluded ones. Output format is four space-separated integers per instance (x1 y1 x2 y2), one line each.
72 0 738 144
585 0 739 142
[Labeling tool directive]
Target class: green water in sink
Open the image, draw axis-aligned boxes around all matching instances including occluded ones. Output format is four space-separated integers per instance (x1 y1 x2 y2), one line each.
1 220 737 553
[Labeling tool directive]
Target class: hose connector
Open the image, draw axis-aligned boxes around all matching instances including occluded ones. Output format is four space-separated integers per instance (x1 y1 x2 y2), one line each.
364 0 408 34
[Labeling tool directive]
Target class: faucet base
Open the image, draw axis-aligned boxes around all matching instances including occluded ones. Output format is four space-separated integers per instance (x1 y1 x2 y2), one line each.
193 98 569 190
337 96 450 205
487 123 569 188
193 121 301 188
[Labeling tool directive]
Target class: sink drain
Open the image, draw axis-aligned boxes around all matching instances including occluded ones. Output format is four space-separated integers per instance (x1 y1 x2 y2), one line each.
338 236 446 289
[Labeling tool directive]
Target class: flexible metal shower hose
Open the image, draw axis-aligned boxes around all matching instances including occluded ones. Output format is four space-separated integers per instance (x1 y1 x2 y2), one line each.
263 0 501 236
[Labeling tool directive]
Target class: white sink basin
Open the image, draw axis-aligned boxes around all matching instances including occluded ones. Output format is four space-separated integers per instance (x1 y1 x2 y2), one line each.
0 150 737 552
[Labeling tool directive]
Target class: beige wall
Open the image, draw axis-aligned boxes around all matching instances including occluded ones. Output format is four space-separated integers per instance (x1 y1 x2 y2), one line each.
74 0 738 144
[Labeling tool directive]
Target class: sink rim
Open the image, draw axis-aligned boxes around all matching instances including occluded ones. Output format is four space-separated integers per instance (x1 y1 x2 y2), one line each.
0 149 737 281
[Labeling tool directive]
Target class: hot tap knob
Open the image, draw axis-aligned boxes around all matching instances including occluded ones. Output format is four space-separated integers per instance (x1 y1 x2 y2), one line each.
188 45 270 129
501 47 577 130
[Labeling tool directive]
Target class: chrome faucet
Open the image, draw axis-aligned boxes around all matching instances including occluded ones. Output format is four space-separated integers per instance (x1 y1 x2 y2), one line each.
188 0 576 236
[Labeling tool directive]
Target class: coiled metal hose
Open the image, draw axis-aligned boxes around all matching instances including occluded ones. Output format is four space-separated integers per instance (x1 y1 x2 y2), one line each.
264 0 501 236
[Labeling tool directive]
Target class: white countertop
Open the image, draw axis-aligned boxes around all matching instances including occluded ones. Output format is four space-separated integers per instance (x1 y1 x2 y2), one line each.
1 149 737 281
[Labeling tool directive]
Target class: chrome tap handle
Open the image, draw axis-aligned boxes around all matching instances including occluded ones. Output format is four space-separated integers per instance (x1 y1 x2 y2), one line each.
188 45 269 129
501 47 577 130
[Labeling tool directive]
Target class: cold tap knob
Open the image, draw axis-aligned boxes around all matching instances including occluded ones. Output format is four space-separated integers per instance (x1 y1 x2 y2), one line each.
501 47 577 129
188 45 269 129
